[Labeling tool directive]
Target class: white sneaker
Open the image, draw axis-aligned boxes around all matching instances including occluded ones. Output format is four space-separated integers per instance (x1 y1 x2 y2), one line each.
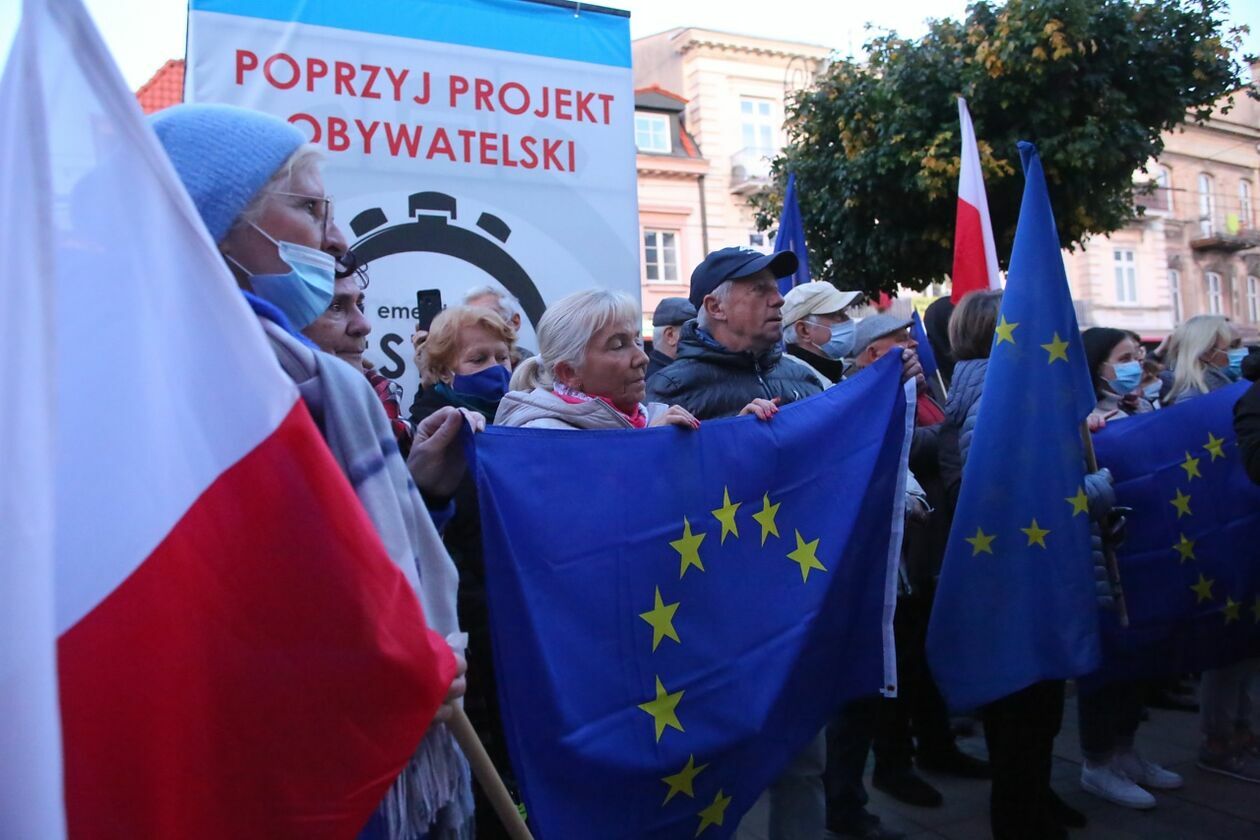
1113 750 1184 790
1081 761 1157 809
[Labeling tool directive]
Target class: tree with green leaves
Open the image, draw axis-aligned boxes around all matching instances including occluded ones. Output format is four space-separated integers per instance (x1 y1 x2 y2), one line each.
754 0 1253 296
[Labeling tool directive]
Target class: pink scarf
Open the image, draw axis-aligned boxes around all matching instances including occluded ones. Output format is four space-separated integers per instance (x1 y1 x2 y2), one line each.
553 381 648 428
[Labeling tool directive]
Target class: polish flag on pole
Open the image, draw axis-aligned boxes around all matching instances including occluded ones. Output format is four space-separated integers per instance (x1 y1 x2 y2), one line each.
0 0 455 837
950 97 1002 303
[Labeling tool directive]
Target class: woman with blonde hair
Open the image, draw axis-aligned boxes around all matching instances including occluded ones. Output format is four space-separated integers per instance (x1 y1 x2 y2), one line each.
1161 315 1234 404
412 305 518 423
497 289 700 430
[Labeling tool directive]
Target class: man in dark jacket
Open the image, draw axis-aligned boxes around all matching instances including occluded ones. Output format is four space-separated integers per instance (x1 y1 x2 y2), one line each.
646 297 696 379
1234 378 1260 484
645 247 826 420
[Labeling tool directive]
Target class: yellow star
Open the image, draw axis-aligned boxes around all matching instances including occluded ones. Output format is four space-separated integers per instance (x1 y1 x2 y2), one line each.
1190 573 1215 604
1222 597 1241 624
1180 452 1202 481
1251 595 1260 623
710 488 741 544
639 586 680 652
637 676 684 742
1172 533 1196 563
786 530 827 582
1041 331 1069 364
994 315 1019 345
695 789 732 836
1204 432 1226 461
660 754 708 805
965 526 996 556
1021 518 1050 548
1065 486 1089 517
1170 489 1192 519
752 493 781 546
671 518 706 579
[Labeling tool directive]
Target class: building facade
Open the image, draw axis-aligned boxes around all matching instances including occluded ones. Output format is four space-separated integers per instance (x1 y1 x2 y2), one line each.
1060 77 1260 339
632 28 831 326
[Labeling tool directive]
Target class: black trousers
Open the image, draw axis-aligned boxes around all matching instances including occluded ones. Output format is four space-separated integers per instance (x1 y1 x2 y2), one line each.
872 590 955 772
982 680 1065 840
1077 680 1144 762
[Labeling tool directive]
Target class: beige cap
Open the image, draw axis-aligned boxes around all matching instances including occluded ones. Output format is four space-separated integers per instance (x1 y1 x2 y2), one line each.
781 282 862 326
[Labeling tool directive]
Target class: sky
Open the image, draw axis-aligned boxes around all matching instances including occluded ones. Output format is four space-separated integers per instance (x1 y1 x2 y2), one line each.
1 0 1256 91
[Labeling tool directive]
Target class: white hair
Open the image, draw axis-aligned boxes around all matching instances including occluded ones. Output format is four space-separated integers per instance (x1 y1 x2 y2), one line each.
509 289 640 391
232 143 324 234
695 280 734 331
464 284 520 321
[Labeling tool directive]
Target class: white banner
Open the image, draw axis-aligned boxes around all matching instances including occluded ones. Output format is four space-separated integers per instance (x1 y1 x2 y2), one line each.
187 0 638 403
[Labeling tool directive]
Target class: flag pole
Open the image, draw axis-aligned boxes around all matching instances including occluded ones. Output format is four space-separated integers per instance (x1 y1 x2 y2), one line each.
935 369 949 401
1079 422 1130 628
449 707 535 840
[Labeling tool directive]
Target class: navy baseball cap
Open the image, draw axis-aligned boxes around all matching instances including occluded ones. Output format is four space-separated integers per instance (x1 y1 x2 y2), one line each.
689 247 798 308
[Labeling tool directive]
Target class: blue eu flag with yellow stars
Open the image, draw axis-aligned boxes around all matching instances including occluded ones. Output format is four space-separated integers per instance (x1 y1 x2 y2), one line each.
927 142 1101 712
472 354 913 839
1088 382 1260 683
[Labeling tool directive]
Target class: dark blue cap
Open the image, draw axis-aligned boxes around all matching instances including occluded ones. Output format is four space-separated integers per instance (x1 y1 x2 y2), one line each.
689 247 798 308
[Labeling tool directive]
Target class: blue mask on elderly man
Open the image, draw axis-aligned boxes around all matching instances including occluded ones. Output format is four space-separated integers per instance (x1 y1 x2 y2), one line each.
1107 360 1143 395
453 364 511 401
813 319 856 360
229 223 336 330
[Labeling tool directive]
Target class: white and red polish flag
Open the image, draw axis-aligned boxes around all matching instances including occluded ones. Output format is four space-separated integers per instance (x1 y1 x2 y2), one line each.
950 97 1002 303
0 1 455 837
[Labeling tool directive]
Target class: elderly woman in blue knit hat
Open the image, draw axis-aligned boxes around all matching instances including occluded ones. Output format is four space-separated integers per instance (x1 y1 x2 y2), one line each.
151 103 474 840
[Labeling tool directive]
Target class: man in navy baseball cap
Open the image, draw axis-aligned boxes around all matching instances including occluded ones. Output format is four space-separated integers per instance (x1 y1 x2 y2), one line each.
646 247 825 420
687 246 799 309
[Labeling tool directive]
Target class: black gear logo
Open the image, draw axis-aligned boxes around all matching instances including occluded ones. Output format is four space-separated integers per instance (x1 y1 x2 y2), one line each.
350 191 545 379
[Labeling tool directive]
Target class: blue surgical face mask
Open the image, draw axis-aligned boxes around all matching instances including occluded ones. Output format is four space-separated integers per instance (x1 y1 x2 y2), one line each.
1107 360 1143 395
452 364 511 401
810 319 856 360
1227 347 1248 381
1143 381 1162 401
230 224 336 330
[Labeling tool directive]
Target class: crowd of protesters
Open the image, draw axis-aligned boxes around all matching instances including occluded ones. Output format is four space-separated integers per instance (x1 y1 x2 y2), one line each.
149 102 1260 840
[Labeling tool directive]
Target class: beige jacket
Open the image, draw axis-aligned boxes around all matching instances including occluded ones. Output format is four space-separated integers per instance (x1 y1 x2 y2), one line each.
495 387 670 430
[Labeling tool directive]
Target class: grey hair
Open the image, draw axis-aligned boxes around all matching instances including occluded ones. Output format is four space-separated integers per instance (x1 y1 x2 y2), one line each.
695 280 734 331
509 288 640 391
783 322 799 345
464 284 520 320
1167 314 1231 401
230 143 324 236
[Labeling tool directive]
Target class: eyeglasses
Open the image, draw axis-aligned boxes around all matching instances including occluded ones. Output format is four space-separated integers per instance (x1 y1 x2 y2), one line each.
335 248 370 289
273 191 334 244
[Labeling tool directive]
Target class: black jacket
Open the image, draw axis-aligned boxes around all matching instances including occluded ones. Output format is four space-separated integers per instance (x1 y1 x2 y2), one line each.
645 347 676 381
646 321 826 420
1235 378 1260 485
785 342 846 384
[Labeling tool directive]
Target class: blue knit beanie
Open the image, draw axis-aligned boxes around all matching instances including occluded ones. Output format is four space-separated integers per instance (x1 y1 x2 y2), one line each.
151 104 307 243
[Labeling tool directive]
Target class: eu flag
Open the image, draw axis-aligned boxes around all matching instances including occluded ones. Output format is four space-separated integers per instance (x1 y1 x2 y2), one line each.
926 143 1101 712
1087 382 1260 683
774 172 811 294
911 309 938 384
472 354 912 838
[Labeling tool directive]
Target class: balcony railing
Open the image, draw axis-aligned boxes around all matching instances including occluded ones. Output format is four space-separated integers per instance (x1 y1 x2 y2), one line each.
730 146 774 194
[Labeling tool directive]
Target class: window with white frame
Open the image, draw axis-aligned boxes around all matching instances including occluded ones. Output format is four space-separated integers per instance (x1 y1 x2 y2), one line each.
1169 269 1182 324
634 113 671 153
747 231 771 253
1113 249 1137 303
739 97 776 156
1157 166 1173 212
1241 181 1254 229
643 230 679 282
1249 276 1260 322
1206 271 1223 314
1198 173 1215 237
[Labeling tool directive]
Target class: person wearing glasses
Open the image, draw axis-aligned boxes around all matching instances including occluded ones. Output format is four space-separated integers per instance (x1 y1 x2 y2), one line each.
151 103 475 840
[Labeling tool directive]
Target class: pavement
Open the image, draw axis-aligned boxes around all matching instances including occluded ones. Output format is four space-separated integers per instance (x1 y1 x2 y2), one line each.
737 690 1260 839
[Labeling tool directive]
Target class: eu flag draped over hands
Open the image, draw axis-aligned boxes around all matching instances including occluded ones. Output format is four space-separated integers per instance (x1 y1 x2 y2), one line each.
473 355 913 839
1087 382 1260 683
774 172 811 294
927 143 1101 712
